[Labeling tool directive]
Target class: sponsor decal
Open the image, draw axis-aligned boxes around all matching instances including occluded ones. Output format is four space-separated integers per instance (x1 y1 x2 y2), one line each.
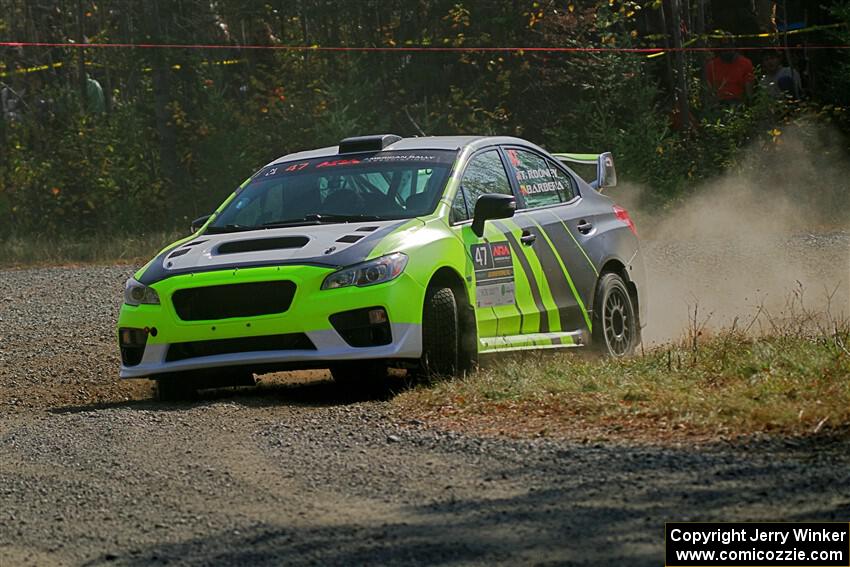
471 242 515 307
316 158 361 168
361 154 438 163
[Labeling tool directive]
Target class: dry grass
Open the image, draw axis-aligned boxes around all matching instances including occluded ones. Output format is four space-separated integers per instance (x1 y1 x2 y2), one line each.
395 296 850 443
0 232 182 267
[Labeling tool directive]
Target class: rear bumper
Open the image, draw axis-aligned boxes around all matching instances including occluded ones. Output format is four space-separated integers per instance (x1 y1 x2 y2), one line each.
117 265 425 379
626 248 648 328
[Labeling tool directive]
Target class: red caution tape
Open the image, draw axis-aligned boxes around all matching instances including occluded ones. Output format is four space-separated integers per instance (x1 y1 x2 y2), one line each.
2 41 850 53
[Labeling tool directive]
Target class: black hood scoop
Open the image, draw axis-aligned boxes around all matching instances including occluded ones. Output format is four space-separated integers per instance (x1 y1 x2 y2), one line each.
216 236 309 255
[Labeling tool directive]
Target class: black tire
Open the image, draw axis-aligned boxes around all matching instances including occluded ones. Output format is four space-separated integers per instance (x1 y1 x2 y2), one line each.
155 375 198 401
155 370 256 401
330 361 389 389
591 272 639 357
419 286 459 376
196 370 257 390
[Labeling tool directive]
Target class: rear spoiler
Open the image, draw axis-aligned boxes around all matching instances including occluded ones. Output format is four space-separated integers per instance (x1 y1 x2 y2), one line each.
552 152 617 192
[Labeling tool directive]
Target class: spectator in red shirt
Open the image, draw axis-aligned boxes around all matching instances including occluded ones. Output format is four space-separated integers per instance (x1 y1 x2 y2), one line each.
704 35 755 105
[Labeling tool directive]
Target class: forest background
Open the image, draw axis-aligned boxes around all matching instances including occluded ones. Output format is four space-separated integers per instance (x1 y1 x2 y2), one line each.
2 0 849 242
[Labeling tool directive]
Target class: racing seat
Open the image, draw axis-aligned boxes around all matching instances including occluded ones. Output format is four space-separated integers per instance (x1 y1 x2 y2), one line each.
322 189 363 214
404 173 441 215
405 191 431 214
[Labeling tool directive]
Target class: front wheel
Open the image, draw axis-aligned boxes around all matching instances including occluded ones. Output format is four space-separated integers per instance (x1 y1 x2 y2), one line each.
592 273 639 357
330 361 389 390
155 370 256 401
418 286 459 376
155 375 198 401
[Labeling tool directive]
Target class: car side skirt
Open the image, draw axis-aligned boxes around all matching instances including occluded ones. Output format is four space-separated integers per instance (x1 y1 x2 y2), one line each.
479 330 585 353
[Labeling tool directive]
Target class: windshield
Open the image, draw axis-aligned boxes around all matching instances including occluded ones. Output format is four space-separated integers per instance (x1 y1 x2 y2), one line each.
209 149 457 232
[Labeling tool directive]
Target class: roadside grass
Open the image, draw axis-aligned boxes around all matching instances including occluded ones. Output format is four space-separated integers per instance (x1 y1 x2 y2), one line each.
0 232 182 267
395 327 850 442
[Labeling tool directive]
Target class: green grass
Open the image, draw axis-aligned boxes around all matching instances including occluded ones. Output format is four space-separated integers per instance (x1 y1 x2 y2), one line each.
0 232 183 267
395 331 850 440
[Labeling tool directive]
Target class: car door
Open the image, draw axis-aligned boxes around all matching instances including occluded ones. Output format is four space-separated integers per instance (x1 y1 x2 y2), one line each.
449 148 537 341
499 146 598 335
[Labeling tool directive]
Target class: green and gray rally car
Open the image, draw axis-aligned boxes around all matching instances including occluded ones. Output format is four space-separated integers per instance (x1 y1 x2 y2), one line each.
118 134 646 396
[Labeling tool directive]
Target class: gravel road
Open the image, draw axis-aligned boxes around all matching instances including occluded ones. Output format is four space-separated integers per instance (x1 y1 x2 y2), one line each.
1 249 849 566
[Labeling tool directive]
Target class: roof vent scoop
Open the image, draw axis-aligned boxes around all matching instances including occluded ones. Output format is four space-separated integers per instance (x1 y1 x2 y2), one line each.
338 134 402 154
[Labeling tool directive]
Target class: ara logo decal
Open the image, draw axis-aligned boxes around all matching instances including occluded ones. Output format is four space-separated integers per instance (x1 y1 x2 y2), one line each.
491 243 511 259
316 159 361 168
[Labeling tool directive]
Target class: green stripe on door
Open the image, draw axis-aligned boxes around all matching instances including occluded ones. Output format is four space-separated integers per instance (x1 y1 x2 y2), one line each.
502 218 562 333
526 217 593 332
543 209 599 277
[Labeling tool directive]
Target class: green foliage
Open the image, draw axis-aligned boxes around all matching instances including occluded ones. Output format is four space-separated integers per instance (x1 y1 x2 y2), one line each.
825 1 850 121
0 0 847 242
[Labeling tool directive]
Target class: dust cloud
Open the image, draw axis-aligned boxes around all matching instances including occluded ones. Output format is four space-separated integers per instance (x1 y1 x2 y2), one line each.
613 122 850 344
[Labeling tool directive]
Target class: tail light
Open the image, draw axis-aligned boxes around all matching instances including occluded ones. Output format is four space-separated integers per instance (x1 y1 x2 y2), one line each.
613 205 637 236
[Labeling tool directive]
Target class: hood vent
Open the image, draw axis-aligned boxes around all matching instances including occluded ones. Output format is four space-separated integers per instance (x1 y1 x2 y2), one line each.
336 234 365 244
217 236 309 255
167 248 191 259
356 226 379 232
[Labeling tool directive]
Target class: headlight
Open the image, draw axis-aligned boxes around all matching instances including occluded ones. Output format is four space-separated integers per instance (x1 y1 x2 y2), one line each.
321 253 408 290
123 278 160 306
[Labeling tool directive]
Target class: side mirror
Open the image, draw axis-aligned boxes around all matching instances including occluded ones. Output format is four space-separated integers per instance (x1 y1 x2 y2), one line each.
471 193 516 237
596 152 617 191
191 214 212 233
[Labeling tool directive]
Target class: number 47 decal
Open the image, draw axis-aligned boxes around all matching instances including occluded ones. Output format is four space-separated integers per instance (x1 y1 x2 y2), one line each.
475 245 489 267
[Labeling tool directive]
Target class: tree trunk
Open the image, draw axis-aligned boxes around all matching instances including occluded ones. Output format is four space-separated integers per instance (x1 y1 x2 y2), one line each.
145 0 182 202
696 0 706 37
657 3 677 104
76 0 87 111
669 0 691 130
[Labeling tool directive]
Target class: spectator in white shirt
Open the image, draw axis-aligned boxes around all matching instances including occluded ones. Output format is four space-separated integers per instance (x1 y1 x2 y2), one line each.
760 53 802 99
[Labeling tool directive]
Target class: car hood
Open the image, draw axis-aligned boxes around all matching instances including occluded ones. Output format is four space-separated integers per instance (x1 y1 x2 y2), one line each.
138 219 416 285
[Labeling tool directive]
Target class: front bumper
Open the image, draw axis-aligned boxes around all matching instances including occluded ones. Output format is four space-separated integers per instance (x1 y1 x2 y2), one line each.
117 265 425 379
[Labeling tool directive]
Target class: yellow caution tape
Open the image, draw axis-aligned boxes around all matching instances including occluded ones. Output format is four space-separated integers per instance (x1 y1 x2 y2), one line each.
1 58 244 78
646 22 847 59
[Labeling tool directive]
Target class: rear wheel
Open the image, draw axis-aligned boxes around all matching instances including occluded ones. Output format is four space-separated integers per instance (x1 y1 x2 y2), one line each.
592 273 638 357
418 286 459 376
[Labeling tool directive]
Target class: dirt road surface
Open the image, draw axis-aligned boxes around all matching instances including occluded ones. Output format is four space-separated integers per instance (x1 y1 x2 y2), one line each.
1 246 849 566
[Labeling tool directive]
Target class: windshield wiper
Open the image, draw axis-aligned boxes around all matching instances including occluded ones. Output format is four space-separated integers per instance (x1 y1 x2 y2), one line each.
303 213 382 223
205 224 257 234
210 214 384 234
260 219 323 229
260 214 382 228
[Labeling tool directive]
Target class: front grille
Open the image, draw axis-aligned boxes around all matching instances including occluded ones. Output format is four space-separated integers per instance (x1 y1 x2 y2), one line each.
171 281 296 321
165 333 315 362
